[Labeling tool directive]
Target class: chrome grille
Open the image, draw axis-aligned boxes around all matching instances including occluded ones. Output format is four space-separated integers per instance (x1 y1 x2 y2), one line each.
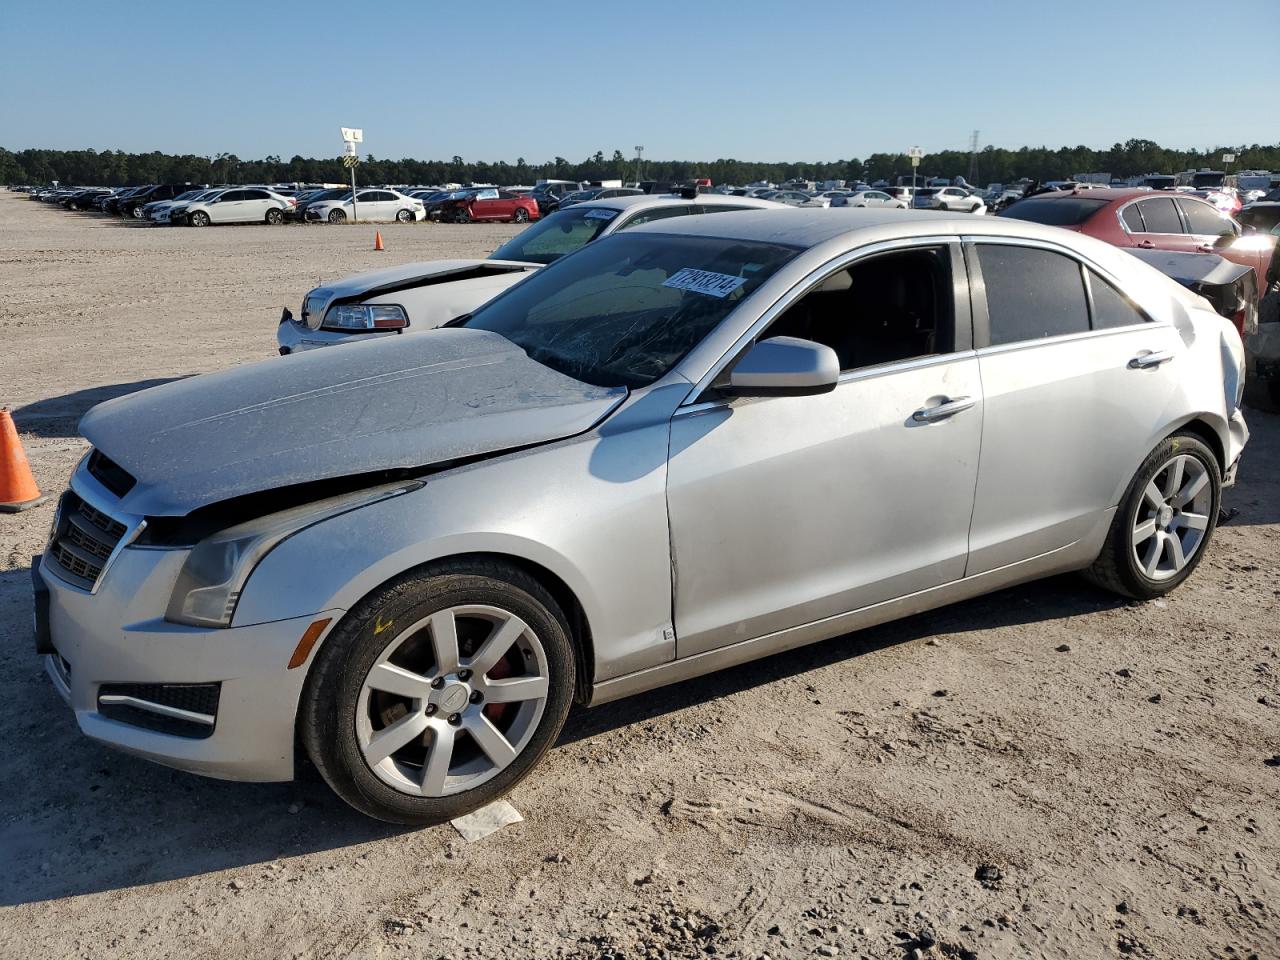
47 493 128 589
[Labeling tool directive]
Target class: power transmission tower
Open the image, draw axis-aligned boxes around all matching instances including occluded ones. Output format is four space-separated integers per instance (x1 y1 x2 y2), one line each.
968 130 980 185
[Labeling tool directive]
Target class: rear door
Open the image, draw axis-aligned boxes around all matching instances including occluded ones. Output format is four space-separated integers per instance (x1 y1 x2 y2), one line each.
238 189 271 222
965 239 1183 574
1122 196 1197 253
1177 196 1270 287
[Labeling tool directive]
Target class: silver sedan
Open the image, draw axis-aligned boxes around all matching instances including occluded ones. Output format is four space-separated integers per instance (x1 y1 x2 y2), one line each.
36 209 1248 823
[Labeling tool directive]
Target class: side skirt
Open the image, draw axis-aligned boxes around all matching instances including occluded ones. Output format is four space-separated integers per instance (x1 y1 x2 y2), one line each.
587 517 1112 707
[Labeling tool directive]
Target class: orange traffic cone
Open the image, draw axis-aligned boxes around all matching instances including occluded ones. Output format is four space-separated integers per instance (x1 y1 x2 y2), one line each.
373 231 384 251
0 409 48 513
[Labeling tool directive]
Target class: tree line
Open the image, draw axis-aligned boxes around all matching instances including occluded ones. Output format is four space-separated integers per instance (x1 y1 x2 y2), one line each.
5 140 1280 188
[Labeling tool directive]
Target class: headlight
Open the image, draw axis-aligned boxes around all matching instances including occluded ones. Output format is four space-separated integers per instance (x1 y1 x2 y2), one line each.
165 481 422 627
320 303 408 332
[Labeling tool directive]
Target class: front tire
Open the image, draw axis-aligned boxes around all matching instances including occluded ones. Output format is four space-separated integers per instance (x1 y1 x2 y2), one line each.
300 559 576 825
328 209 347 223
189 210 210 227
1084 433 1221 599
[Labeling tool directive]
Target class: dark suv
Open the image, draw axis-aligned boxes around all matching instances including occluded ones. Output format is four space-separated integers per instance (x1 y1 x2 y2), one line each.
119 184 198 219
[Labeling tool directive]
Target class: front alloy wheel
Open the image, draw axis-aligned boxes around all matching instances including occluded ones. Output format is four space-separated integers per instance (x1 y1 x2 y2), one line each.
328 209 347 223
189 211 210 227
300 559 575 824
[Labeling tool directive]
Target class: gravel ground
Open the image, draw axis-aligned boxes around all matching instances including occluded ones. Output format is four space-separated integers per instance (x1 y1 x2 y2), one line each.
1 194 1278 960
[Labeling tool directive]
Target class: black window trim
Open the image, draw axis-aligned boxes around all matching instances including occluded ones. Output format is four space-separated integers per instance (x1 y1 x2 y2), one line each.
965 237 1155 351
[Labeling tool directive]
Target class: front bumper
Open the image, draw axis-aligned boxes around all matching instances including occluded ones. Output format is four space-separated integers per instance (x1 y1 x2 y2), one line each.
276 314 397 353
38 543 340 782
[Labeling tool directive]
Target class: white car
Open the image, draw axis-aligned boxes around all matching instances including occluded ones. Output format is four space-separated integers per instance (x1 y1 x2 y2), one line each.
149 188 221 224
914 186 987 214
278 193 784 353
833 189 908 209
305 189 426 224
769 190 830 208
175 188 296 227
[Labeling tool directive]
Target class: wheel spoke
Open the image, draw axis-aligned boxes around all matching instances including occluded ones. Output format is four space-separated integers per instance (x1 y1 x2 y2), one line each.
430 610 460 675
1177 511 1210 532
467 714 518 769
420 723 455 796
468 616 527 676
1141 534 1164 576
1142 481 1166 509
1173 469 1209 507
484 675 549 704
1162 456 1185 499
1168 532 1188 571
364 711 429 766
1132 517 1158 544
365 662 434 700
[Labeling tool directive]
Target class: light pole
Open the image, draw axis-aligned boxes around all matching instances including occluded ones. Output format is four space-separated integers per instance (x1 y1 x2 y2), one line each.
634 145 644 185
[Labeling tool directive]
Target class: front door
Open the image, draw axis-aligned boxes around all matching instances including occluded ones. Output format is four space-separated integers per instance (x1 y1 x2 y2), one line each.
667 241 983 657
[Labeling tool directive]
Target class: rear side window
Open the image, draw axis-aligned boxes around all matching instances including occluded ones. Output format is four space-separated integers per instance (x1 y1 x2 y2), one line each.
977 244 1090 345
1088 271 1147 329
1136 197 1182 234
1177 199 1233 236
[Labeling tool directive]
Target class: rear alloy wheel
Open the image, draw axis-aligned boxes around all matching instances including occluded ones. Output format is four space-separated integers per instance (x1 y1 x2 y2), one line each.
396 208 413 223
513 207 530 223
265 207 284 225
189 210 210 227
328 209 347 223
300 559 575 824
1084 433 1221 599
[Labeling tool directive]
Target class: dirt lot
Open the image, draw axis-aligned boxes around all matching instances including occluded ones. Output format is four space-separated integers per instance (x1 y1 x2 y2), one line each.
1 193 1278 960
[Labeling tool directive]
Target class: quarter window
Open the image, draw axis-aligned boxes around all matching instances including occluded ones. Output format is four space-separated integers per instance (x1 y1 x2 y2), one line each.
616 205 693 229
1121 204 1145 232
1088 271 1147 329
1136 197 1182 234
1177 199 1234 237
977 244 1089 345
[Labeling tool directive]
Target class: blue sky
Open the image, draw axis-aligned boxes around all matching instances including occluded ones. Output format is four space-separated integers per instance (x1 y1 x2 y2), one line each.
3 0 1273 162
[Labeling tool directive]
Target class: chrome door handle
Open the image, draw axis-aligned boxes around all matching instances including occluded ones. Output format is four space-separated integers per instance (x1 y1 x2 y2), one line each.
912 396 976 423
1128 350 1174 369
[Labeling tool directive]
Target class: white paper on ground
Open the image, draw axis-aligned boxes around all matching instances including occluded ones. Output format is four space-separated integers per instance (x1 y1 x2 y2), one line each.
451 800 524 841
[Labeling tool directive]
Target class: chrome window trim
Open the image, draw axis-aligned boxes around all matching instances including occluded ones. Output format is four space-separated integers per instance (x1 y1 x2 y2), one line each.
975 321 1173 357
683 234 961 404
673 350 979 420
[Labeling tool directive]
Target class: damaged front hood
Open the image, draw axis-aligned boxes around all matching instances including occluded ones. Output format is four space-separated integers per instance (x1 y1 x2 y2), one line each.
81 329 625 516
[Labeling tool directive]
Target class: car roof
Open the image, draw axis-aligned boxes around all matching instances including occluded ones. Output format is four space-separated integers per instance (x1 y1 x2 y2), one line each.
571 193 783 214
624 206 1105 250
1023 188 1193 205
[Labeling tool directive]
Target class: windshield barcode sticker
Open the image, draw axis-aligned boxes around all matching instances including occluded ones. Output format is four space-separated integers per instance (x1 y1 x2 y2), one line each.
584 208 618 220
662 268 747 298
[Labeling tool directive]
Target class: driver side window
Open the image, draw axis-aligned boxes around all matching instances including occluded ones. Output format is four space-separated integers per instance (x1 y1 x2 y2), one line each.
764 246 956 372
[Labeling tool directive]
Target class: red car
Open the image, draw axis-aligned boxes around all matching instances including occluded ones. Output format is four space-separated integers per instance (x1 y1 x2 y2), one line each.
442 188 539 224
1000 188 1276 332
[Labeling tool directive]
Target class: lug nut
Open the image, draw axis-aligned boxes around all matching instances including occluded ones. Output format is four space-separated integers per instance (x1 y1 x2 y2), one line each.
469 690 483 704
425 704 437 716
447 713 461 726
430 677 444 689
457 669 472 681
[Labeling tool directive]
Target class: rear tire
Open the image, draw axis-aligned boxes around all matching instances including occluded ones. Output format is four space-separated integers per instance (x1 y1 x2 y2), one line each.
300 559 576 825
265 208 284 225
396 208 413 223
189 210 210 227
1083 433 1221 599
513 207 530 223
